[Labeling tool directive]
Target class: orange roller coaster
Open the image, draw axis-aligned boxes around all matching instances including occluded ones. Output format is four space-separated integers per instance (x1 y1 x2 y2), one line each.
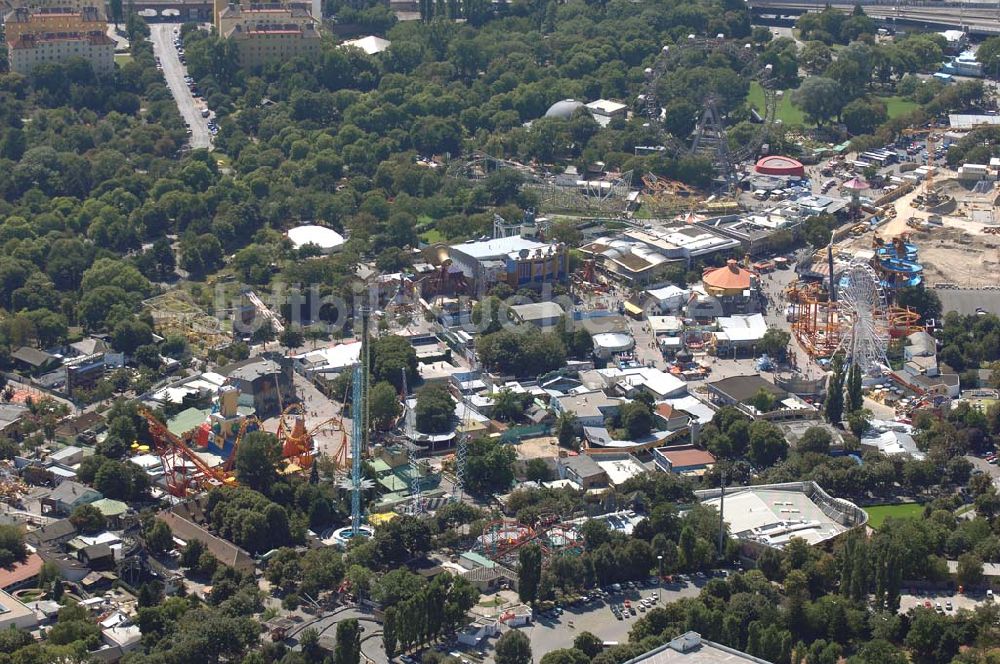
138 407 236 497
275 403 348 470
788 282 843 359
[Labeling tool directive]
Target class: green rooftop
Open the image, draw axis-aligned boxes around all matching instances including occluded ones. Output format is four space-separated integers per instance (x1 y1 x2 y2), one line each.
91 498 128 517
167 407 210 437
379 475 408 492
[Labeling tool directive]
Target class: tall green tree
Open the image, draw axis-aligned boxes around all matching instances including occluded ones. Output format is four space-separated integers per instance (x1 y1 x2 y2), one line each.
334 618 361 664
846 362 863 413
825 355 845 425
382 606 398 659
518 544 542 604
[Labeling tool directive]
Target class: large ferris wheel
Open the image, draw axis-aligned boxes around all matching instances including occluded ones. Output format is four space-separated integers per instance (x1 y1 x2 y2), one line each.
641 36 779 191
838 262 890 376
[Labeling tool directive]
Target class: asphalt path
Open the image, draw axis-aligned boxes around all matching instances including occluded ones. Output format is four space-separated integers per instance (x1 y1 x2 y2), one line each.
150 23 212 150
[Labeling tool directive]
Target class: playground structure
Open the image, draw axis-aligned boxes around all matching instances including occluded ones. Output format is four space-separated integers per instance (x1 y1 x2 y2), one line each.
872 234 923 293
448 152 633 215
477 517 585 569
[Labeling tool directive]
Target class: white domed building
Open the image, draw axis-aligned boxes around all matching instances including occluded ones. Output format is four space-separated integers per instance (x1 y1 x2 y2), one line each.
544 99 590 120
287 224 346 255
592 332 635 360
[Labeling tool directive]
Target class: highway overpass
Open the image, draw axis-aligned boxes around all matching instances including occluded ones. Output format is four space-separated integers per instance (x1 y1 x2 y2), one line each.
751 0 1000 35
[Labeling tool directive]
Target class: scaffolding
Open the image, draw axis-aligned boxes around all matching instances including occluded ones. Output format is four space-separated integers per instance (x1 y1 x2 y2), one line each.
789 282 843 360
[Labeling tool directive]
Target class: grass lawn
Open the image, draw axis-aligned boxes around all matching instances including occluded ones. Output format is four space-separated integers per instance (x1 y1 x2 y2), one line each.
880 95 919 119
749 81 810 127
864 503 924 528
114 53 132 65
419 228 444 244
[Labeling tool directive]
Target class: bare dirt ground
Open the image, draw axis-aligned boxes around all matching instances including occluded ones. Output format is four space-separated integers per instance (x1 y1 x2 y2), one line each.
514 436 563 460
838 184 1000 288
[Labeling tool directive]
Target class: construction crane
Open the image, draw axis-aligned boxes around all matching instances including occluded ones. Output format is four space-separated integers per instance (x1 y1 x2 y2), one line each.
137 407 236 497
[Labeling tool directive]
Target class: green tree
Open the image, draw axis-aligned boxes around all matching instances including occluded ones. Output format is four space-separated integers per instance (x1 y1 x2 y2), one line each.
491 388 525 422
556 410 577 448
70 504 107 535
518 543 542 604
301 628 324 661
371 335 418 391
179 538 205 569
0 525 27 568
464 438 515 496
842 98 888 136
235 431 279 493
792 77 845 125
383 606 398 658
495 629 532 664
145 519 174 555
798 426 832 455
370 381 402 431
846 408 872 439
956 552 984 587
800 40 833 74
803 214 835 249
112 317 153 355
758 329 791 359
825 355 845 425
748 388 777 414
847 362 863 412
573 632 604 659
896 286 942 321
334 618 361 664
414 384 454 434
524 458 551 482
748 421 789 468
109 0 122 26
279 326 305 349
975 36 1000 79
619 401 653 439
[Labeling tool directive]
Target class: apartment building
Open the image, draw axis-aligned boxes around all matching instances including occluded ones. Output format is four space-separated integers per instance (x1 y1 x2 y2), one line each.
217 3 321 68
5 5 113 76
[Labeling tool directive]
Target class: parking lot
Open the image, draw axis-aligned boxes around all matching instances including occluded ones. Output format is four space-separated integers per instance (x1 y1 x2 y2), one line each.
899 589 994 615
446 577 705 663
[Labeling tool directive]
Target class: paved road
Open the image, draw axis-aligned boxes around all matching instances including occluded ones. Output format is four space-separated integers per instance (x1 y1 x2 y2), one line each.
752 0 1000 34
150 23 212 150
286 606 387 664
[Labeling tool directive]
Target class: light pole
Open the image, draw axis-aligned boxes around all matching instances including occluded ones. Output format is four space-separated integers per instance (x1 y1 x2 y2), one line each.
658 554 664 579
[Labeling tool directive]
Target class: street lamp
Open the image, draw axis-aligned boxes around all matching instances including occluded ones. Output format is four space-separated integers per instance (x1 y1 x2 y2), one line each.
658 554 664 579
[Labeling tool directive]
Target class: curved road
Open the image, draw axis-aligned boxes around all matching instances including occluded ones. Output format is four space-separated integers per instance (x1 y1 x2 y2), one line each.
286 606 388 664
150 23 212 150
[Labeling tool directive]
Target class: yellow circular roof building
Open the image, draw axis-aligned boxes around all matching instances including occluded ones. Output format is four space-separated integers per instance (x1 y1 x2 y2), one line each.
703 259 753 296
